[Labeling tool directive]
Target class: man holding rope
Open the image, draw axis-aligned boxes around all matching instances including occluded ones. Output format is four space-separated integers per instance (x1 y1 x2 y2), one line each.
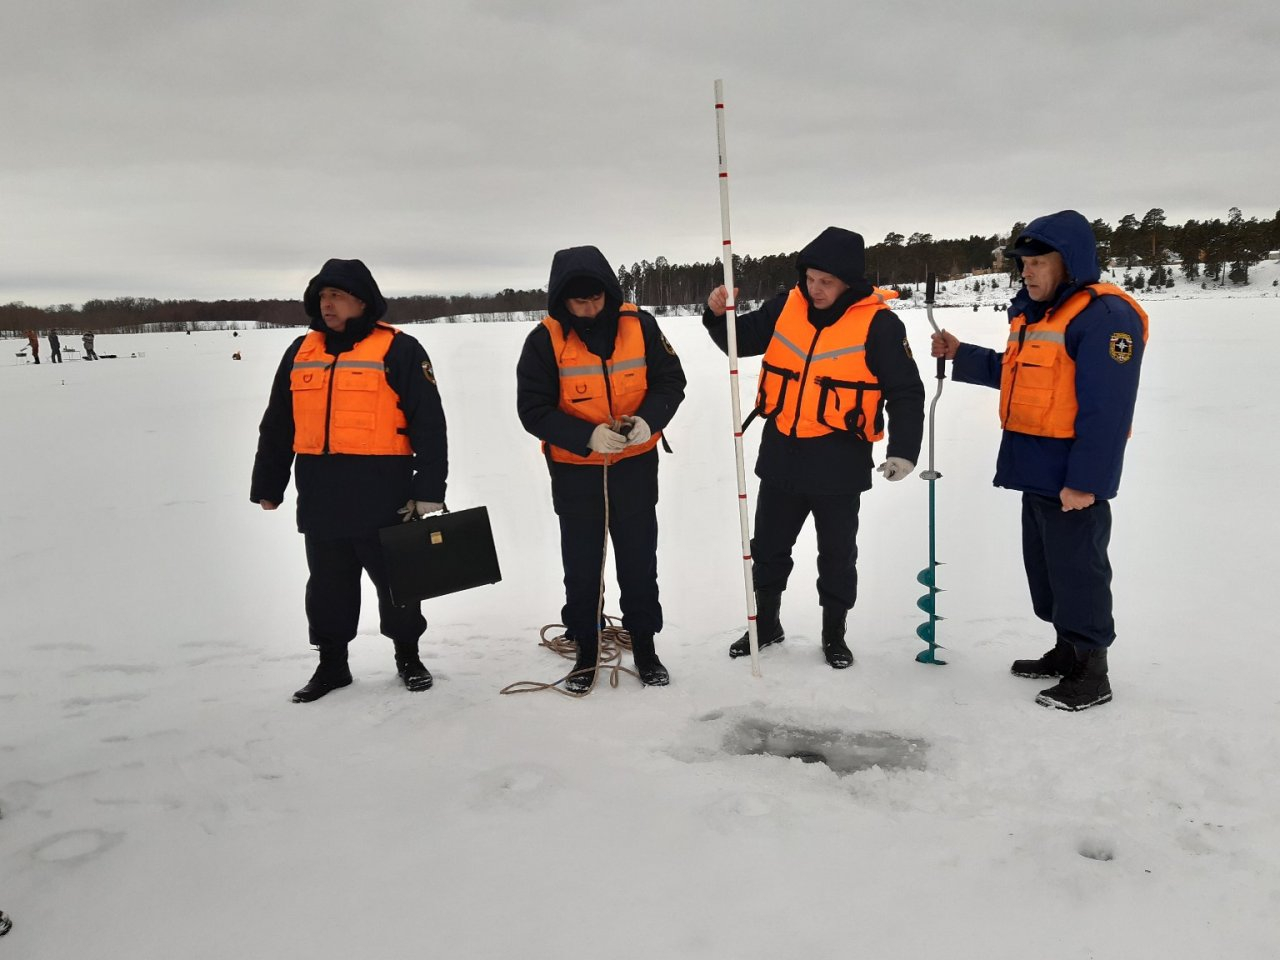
517 246 686 692
703 226 924 669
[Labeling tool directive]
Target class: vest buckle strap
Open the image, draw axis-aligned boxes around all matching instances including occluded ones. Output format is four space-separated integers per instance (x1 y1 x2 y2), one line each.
756 361 799 426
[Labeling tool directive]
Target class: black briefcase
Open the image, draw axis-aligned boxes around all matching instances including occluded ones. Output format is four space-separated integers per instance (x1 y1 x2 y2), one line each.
378 506 502 605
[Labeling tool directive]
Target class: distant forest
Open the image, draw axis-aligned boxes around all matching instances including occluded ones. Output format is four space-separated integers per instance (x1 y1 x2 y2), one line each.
4 207 1277 335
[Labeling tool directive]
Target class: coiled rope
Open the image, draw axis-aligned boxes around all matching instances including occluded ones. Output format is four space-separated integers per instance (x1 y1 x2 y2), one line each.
500 453 639 697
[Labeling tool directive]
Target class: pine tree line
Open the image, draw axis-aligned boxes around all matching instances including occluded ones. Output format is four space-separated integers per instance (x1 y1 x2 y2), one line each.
4 208 1276 334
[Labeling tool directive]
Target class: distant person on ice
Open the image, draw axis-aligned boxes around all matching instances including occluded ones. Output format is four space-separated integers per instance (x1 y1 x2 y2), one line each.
25 330 39 364
930 210 1147 712
516 246 686 692
250 259 449 703
82 330 98 360
702 227 925 669
48 330 62 363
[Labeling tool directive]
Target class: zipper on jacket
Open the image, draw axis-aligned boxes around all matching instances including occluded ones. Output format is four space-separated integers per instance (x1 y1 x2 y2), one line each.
788 327 823 439
1000 322 1032 429
321 357 338 453
601 358 615 422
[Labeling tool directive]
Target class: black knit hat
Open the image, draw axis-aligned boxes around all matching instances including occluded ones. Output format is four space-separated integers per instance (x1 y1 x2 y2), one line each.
796 227 867 287
561 275 607 301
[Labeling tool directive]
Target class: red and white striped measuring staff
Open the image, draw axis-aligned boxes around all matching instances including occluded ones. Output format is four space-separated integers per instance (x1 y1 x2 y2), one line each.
715 79 761 678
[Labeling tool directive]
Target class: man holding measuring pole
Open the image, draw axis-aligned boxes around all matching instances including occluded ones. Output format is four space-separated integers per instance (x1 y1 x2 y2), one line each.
703 227 924 669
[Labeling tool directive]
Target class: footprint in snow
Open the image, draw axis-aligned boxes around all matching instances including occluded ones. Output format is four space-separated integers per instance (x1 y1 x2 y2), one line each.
30 829 125 864
467 762 564 809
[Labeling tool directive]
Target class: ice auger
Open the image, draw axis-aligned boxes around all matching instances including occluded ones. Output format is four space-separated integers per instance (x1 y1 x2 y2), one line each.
915 272 946 665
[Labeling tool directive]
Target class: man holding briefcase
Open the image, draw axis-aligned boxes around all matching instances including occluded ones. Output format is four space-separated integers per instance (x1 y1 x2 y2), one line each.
251 258 449 703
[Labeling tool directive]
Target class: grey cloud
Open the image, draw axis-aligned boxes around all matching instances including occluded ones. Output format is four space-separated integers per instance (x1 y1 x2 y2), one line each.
3 0 1277 306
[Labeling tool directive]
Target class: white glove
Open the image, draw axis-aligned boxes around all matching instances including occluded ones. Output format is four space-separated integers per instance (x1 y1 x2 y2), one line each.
588 423 628 454
398 499 444 522
621 416 651 446
876 457 915 482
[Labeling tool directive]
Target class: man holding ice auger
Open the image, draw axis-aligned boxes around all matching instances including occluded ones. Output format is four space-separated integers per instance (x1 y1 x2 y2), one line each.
930 210 1147 712
703 226 924 669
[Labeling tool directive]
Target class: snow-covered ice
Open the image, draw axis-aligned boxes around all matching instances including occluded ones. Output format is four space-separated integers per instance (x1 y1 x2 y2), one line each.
2 279 1278 959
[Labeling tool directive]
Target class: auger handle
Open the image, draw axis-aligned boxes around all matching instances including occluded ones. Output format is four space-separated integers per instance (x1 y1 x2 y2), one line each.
924 273 945 380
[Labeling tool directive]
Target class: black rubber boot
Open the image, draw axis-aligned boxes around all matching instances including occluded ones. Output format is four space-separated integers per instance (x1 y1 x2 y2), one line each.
292 648 353 703
729 592 785 659
564 633 599 694
396 660 433 692
820 606 853 669
1036 647 1112 711
630 632 670 686
394 640 433 692
1011 638 1075 679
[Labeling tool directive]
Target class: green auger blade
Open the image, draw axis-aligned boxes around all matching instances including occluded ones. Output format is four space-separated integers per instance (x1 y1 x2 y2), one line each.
916 564 946 664
916 592 944 615
916 621 948 643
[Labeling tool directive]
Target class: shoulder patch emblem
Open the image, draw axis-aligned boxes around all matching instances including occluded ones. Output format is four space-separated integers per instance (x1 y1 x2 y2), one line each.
422 359 437 383
902 337 914 360
1108 333 1135 364
661 333 677 357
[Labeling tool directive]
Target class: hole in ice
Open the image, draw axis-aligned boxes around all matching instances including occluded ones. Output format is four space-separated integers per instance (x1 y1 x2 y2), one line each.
722 717 927 775
1078 842 1115 862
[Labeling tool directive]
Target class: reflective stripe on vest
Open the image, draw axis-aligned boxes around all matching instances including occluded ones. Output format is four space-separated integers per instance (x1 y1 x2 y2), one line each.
541 306 661 465
290 325 412 456
999 283 1149 438
753 287 895 441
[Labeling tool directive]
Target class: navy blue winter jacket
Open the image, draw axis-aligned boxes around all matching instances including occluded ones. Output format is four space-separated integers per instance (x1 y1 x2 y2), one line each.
951 210 1146 500
250 259 449 538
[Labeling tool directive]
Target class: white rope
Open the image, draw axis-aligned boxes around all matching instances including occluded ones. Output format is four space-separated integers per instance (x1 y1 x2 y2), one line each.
499 453 638 697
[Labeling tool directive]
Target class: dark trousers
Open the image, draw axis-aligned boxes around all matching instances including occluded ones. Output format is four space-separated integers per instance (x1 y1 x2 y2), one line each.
559 503 661 640
50 346 62 363
1021 492 1115 650
303 533 426 654
751 481 862 611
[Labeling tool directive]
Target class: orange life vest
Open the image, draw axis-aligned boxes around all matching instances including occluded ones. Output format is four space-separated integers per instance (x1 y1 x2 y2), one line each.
290 324 412 456
752 287 897 440
1000 283 1149 438
541 307 661 465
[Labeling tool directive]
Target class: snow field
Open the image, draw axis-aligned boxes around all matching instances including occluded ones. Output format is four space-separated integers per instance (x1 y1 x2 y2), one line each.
1 294 1277 959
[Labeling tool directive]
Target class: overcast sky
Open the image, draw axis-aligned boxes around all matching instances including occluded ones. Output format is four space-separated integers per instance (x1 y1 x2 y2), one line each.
3 0 1277 307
